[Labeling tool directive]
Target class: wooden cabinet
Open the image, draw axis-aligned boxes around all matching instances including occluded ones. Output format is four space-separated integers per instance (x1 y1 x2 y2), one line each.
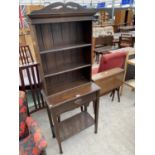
114 9 134 32
28 2 100 153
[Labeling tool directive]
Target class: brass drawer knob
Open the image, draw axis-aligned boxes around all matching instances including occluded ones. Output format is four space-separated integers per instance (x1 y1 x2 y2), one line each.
74 94 82 105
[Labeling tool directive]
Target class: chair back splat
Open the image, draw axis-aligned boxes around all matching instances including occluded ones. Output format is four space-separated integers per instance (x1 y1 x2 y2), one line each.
19 45 34 65
19 45 45 114
98 51 127 72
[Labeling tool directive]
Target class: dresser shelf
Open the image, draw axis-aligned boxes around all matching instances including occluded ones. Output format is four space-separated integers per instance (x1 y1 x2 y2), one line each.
40 43 91 54
44 63 91 78
59 111 94 141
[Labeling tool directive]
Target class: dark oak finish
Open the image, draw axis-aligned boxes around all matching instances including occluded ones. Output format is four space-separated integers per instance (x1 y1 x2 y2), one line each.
45 82 99 107
28 2 96 96
28 2 100 154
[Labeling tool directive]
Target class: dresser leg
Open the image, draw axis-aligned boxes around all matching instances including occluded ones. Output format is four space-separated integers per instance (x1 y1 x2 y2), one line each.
84 105 87 112
58 116 61 122
59 144 63 154
80 106 84 112
52 112 63 154
46 107 55 138
84 102 89 112
94 92 100 134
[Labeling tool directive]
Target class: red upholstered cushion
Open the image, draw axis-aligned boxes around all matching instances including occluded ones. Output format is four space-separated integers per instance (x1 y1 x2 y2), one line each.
98 51 127 72
26 117 47 151
19 92 29 140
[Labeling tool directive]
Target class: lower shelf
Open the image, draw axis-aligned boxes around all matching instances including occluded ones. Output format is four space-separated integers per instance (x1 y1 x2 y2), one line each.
58 111 94 141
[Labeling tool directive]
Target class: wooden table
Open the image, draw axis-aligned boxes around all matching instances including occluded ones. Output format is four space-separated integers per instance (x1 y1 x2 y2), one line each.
92 68 124 97
43 82 100 153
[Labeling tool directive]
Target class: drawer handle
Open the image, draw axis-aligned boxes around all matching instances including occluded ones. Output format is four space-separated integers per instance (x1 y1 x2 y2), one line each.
74 98 82 105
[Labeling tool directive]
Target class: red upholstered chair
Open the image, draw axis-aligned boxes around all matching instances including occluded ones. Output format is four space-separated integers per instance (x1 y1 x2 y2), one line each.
92 51 127 101
19 91 47 155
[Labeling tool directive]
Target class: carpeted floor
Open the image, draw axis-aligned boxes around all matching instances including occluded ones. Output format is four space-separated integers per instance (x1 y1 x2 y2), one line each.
32 85 135 155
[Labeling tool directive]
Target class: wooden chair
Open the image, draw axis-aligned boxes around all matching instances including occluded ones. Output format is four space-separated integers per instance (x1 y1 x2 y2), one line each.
92 35 116 63
19 45 45 114
119 33 134 48
19 45 34 65
120 51 135 95
92 51 127 102
124 53 135 91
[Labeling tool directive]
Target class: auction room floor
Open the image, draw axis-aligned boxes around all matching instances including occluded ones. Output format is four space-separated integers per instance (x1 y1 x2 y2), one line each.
32 85 135 155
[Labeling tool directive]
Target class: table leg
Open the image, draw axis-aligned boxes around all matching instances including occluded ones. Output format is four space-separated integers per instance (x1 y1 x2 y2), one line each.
94 92 100 134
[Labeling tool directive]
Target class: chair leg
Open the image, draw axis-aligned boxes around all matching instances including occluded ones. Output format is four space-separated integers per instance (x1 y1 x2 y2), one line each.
111 89 115 101
116 88 120 102
96 53 99 64
110 91 113 97
120 85 123 96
